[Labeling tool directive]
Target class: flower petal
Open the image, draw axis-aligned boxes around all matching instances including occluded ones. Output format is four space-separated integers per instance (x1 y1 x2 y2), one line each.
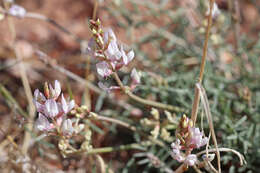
44 99 59 117
35 113 52 131
96 62 112 77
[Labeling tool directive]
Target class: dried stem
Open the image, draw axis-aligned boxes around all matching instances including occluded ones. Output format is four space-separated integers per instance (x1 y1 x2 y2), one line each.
233 0 241 51
92 0 99 20
3 3 35 155
196 83 221 173
191 0 214 125
14 46 36 154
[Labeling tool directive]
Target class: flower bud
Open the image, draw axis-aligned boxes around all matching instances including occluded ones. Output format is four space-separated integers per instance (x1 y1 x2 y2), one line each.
44 82 50 99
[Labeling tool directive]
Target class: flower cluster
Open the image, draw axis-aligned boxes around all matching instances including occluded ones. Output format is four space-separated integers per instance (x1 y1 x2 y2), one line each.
87 19 140 91
33 80 75 136
170 115 208 166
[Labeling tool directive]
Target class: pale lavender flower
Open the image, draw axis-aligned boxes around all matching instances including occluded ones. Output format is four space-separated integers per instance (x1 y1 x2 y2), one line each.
34 89 46 103
85 38 96 57
105 40 122 61
44 99 59 118
34 101 45 114
98 82 120 92
121 46 134 65
103 28 117 44
33 89 46 113
188 127 208 149
184 154 197 166
61 94 75 114
96 61 113 77
49 80 61 99
35 113 53 131
131 68 141 85
61 119 74 136
171 140 198 166
171 139 185 162
88 27 135 76
9 5 26 18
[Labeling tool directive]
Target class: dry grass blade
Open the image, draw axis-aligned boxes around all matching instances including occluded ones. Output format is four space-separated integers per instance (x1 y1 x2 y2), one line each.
195 83 221 173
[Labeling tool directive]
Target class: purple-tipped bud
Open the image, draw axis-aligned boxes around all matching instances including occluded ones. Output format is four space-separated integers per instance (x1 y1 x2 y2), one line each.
44 82 50 99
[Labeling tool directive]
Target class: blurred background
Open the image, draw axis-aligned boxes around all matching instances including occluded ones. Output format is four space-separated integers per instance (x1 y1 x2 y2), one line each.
0 0 259 172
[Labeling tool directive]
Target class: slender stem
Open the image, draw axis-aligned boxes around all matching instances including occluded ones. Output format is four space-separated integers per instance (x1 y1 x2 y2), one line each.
112 73 186 113
198 0 214 83
96 115 136 131
191 0 214 123
233 0 241 52
92 0 99 20
14 46 36 154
